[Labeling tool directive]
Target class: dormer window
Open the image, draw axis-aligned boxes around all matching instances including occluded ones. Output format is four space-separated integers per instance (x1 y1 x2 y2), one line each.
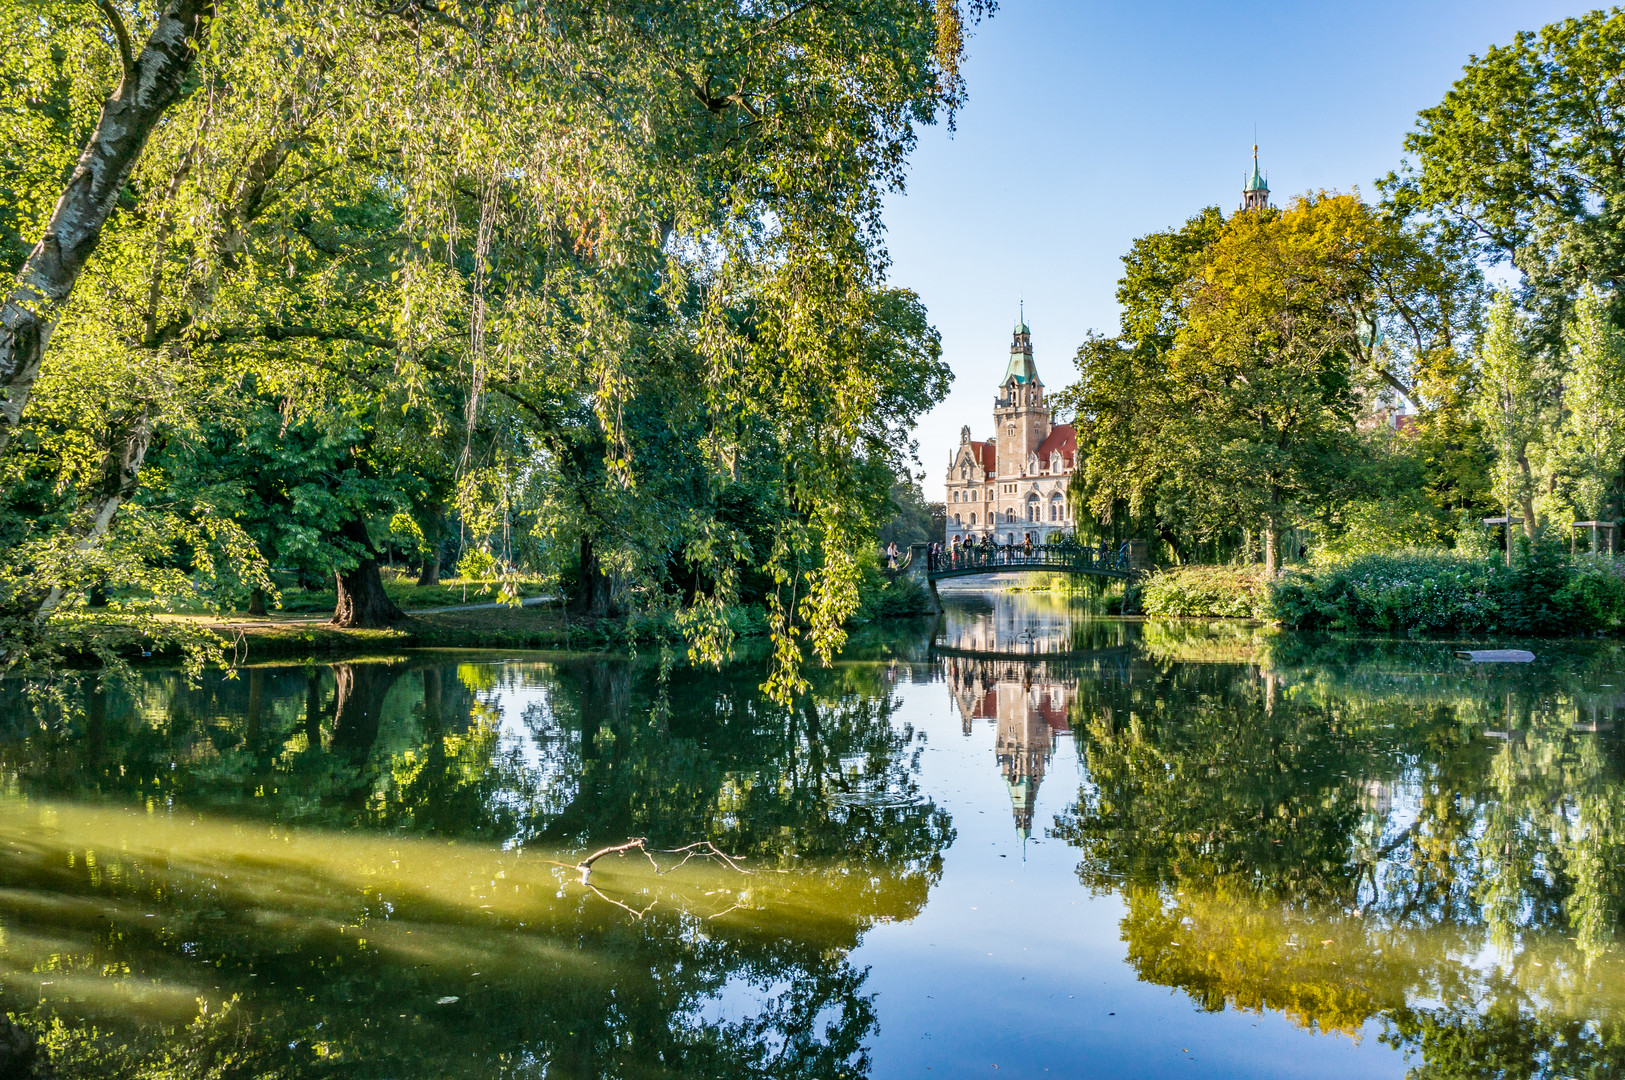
1050 451 1063 473
1027 452 1038 474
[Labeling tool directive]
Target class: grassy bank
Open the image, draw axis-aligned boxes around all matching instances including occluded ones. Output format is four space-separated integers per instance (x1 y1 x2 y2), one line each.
266 572 554 614
91 568 934 667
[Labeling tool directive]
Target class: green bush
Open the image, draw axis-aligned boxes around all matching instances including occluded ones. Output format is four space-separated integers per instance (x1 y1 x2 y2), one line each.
1269 551 1497 634
1270 542 1621 636
1141 565 1271 619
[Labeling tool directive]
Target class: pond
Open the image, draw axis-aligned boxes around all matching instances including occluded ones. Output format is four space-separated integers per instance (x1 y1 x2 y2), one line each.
2 585 1623 1078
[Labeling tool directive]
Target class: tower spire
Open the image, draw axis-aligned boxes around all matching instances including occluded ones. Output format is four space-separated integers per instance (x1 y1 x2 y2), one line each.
1241 143 1270 212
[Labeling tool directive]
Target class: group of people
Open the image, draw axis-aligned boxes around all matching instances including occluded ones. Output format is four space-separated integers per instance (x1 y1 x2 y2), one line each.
883 533 1041 570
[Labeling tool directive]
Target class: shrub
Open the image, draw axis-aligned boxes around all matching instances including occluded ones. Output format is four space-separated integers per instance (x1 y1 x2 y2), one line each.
1557 556 1625 630
1270 542 1609 636
1142 565 1271 619
1270 550 1499 634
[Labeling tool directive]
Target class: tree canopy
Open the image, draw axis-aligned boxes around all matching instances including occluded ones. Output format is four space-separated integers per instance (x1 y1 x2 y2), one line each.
0 0 985 697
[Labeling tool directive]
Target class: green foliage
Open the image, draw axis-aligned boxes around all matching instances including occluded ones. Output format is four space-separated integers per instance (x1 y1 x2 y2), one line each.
878 474 938 549
1556 282 1625 521
1063 193 1482 570
1270 543 1625 635
1385 7 1625 345
850 563 934 623
0 0 972 696
1141 565 1270 619
1316 494 1447 558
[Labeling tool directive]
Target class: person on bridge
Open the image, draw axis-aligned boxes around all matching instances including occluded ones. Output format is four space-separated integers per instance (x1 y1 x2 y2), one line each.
1023 533 1033 558
950 535 961 565
885 540 899 569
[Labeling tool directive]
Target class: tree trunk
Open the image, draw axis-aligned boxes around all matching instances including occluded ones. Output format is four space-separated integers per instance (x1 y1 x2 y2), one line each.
331 519 405 628
1262 514 1280 578
0 0 214 453
330 663 403 761
246 587 268 616
304 669 325 747
34 412 151 622
416 549 441 587
1517 452 1537 540
569 534 617 617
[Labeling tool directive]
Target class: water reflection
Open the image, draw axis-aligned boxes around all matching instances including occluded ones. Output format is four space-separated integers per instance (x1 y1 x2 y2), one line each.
0 657 949 1078
1 590 1624 1077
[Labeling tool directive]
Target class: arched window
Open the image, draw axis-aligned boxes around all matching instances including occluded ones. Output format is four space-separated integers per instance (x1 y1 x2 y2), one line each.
954 513 962 527
959 465 968 480
1006 424 1016 437
1027 452 1038 474
969 513 977 526
1026 493 1040 522
1050 493 1064 521
1050 451 1063 473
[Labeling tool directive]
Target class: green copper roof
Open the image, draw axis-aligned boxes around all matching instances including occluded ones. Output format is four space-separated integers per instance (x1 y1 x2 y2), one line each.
1004 353 1039 384
1245 147 1269 193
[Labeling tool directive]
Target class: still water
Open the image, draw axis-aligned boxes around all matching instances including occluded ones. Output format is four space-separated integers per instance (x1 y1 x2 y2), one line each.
2 586 1624 1078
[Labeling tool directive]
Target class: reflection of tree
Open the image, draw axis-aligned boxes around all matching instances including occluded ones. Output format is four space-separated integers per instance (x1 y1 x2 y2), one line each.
0 652 951 1079
1054 650 1625 1073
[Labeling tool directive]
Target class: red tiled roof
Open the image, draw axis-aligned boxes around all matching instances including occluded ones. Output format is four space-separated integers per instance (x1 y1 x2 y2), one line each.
1037 700 1070 733
1035 424 1077 470
969 440 997 474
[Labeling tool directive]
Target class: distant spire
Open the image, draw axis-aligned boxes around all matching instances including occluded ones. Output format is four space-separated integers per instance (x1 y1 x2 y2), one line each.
1241 143 1270 210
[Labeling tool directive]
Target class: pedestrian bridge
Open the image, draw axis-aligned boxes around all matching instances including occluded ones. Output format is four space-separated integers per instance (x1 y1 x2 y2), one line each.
885 539 1141 614
924 541 1134 581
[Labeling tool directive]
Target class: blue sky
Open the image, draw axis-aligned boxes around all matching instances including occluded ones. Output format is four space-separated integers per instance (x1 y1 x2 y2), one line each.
885 0 1602 499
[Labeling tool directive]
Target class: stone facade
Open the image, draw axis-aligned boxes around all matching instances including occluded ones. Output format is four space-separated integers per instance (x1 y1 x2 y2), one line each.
944 313 1076 547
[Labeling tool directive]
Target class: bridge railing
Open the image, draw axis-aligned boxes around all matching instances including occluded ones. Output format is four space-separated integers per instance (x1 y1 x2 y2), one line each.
921 541 1132 576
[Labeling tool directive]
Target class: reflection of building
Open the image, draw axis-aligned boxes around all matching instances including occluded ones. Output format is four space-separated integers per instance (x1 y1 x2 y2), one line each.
945 657 1073 839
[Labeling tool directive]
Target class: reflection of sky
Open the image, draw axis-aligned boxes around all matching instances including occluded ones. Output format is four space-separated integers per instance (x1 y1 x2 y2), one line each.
849 672 1404 1080
705 583 1410 1077
462 665 581 844
937 585 1125 654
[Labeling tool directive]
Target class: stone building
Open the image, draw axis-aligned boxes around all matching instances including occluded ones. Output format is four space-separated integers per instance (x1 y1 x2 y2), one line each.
944 310 1077 547
944 151 1270 549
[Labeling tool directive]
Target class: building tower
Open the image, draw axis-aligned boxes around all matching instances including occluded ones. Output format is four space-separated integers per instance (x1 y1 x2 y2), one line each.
1241 144 1269 212
993 304 1051 495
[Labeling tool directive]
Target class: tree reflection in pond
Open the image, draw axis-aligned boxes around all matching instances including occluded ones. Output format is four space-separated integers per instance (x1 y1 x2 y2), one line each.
1054 644 1625 1075
8 627 1625 1078
0 655 951 1079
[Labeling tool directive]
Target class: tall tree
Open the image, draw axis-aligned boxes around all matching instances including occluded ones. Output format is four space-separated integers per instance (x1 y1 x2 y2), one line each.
0 1 975 675
1558 283 1625 527
1473 292 1544 546
0 0 213 450
1385 8 1625 345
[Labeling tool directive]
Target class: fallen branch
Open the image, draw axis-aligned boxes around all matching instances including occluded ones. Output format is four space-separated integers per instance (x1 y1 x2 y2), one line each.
574 837 659 885
566 837 784 892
